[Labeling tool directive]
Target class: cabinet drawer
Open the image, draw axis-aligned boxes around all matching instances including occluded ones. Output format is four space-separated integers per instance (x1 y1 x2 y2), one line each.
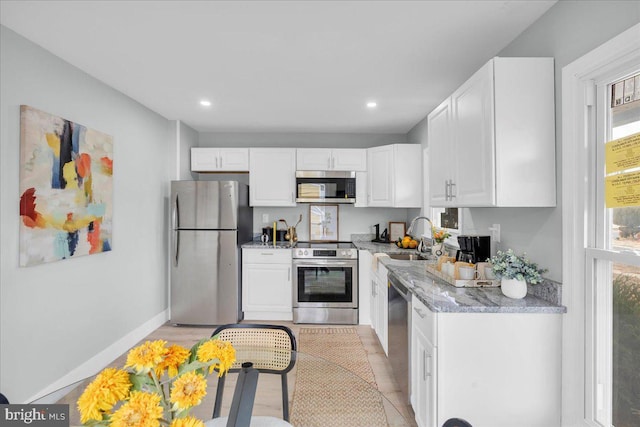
412 294 437 346
243 249 291 264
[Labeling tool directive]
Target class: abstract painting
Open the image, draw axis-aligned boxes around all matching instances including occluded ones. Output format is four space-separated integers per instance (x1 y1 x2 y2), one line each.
19 105 113 267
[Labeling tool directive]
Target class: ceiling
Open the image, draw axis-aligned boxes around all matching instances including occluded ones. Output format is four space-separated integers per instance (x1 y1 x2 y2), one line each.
0 1 557 134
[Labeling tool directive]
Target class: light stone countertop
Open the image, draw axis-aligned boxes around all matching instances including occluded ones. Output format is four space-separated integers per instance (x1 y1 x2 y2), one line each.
242 241 296 249
353 241 567 314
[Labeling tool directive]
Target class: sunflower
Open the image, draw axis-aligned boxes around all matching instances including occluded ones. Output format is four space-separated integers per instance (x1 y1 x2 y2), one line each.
155 344 190 378
170 371 207 411
77 367 131 423
125 340 168 374
170 416 206 427
110 391 163 427
196 339 236 376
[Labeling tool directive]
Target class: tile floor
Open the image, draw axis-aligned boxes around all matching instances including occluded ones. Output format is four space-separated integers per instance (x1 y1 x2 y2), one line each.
62 320 417 426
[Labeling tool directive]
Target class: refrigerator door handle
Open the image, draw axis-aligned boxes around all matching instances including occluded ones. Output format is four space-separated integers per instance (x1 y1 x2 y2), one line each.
174 230 180 266
172 195 180 230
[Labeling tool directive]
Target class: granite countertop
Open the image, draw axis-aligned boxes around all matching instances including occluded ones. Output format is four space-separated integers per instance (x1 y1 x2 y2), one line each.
242 240 296 249
353 240 566 314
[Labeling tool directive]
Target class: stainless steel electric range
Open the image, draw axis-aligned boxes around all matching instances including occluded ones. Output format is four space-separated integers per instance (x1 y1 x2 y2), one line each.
292 242 358 324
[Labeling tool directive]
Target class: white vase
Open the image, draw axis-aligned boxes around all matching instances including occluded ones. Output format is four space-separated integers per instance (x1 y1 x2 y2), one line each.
431 243 443 256
501 278 528 299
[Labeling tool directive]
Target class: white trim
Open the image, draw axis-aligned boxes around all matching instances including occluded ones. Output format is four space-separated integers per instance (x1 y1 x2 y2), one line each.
562 23 640 427
26 310 169 404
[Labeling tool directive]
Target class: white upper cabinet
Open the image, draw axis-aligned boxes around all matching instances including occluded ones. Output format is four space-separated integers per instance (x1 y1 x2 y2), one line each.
191 147 249 172
249 148 296 206
296 148 366 171
367 144 422 208
428 57 556 207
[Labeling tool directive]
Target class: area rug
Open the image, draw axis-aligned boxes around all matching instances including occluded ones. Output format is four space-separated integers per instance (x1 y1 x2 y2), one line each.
289 327 388 427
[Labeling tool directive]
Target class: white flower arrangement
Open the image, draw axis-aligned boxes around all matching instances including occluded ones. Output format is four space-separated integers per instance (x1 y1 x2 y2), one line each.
488 249 547 284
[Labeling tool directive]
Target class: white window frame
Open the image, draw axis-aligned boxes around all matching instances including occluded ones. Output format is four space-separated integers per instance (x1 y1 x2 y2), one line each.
562 23 640 427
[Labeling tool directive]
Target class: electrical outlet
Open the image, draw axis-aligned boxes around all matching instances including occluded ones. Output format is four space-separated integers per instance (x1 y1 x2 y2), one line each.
262 214 269 224
489 224 501 243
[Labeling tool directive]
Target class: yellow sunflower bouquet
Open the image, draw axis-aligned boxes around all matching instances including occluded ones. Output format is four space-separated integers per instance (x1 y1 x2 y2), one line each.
77 337 235 427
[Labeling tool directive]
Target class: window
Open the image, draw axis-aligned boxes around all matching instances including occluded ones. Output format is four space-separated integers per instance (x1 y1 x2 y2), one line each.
588 75 640 427
562 23 640 427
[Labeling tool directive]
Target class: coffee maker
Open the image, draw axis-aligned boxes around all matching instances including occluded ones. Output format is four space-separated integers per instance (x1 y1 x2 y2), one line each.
456 235 491 263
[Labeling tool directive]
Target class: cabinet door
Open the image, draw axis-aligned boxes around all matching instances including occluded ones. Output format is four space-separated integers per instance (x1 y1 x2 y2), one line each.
427 99 454 207
452 60 495 206
392 144 422 208
368 145 394 206
370 275 378 333
332 149 367 171
218 148 249 171
242 262 292 313
191 148 219 171
249 148 296 206
296 148 332 170
412 325 436 427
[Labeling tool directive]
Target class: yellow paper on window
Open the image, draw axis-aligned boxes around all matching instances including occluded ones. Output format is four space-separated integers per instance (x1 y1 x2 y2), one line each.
605 132 640 174
605 170 640 207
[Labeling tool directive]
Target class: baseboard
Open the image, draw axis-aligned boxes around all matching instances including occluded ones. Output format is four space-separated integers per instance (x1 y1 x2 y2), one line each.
28 309 169 404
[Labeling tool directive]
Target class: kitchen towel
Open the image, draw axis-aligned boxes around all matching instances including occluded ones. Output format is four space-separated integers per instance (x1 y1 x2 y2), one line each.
372 253 389 272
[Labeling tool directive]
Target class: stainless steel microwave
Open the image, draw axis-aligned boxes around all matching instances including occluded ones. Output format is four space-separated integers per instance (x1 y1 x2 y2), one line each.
295 171 356 203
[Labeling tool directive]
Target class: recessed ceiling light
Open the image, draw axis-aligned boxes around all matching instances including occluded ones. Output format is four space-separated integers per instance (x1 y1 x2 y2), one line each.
200 100 212 107
366 101 377 108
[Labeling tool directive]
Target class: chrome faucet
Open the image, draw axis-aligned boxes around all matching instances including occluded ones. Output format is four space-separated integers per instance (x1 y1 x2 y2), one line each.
407 216 433 253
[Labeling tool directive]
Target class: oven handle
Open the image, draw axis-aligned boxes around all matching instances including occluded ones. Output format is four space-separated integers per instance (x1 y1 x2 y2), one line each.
292 260 357 268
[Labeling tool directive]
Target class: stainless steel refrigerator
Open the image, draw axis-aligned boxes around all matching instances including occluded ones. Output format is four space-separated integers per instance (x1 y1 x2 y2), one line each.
170 181 252 325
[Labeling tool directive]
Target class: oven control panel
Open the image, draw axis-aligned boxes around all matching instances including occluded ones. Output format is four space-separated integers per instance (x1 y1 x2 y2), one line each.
293 248 358 259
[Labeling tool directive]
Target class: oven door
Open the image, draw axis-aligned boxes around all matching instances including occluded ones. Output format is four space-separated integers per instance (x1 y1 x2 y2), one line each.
293 259 358 308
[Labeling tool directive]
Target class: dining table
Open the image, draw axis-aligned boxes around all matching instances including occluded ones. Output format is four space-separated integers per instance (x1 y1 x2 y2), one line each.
45 347 411 427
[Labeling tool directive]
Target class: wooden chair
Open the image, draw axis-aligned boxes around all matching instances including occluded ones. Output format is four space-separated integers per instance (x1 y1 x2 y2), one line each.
211 324 297 421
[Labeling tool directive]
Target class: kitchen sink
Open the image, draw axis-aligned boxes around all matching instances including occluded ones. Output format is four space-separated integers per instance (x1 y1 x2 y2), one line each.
387 253 425 260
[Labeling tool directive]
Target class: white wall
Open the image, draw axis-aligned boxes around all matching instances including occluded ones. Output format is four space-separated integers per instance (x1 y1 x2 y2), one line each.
254 205 413 241
0 26 172 402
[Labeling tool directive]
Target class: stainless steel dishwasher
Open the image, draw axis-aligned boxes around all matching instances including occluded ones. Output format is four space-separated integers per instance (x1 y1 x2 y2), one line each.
388 274 411 405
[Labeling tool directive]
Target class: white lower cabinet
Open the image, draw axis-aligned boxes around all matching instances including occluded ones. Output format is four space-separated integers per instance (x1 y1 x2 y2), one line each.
370 262 389 355
242 248 292 321
410 294 562 427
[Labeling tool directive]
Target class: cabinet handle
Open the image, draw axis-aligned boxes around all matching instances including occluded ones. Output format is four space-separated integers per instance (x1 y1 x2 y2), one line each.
445 180 450 201
288 267 291 282
423 349 427 381
259 252 274 256
450 181 456 199
425 352 432 379
413 307 426 318
291 192 294 203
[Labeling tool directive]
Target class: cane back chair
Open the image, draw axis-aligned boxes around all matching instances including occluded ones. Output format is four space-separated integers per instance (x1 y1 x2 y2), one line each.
211 324 297 421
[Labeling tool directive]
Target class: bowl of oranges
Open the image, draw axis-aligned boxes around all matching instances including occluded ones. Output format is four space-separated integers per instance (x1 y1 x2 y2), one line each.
396 235 419 249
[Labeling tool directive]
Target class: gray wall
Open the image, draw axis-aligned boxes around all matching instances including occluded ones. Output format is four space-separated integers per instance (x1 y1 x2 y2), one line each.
0 26 172 402
178 121 199 181
410 0 640 282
